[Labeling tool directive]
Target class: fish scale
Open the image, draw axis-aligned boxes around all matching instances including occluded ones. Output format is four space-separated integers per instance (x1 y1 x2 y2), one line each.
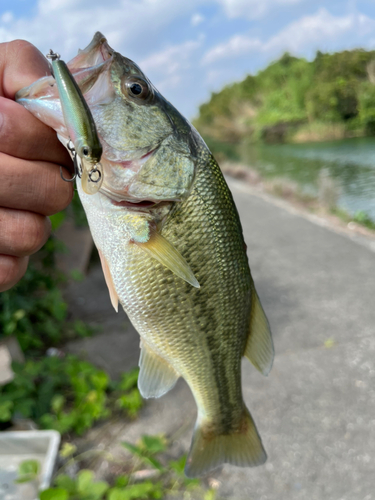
16 31 274 478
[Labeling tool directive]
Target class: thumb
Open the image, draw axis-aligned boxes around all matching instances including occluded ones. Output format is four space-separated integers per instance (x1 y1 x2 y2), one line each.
0 39 51 99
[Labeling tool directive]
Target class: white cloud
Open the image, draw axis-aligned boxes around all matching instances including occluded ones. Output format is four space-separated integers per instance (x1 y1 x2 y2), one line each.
201 8 375 65
0 0 204 60
1 12 14 23
140 38 203 90
205 68 228 85
217 0 304 20
191 12 204 26
264 8 375 54
202 34 262 65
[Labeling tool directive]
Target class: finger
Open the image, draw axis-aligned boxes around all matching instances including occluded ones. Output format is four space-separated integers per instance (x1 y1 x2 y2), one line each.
0 97 72 167
0 255 28 292
0 40 51 99
0 152 74 215
0 208 51 257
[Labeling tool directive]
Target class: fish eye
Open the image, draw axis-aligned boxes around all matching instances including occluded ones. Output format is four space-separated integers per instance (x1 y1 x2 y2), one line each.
130 83 142 95
123 77 151 101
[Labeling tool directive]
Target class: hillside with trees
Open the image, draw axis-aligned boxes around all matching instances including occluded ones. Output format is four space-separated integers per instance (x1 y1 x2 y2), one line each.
193 49 375 145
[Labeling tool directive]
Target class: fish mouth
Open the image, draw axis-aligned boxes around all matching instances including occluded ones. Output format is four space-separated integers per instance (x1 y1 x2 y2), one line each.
94 145 160 211
112 199 156 209
15 33 114 105
98 182 161 211
68 32 113 70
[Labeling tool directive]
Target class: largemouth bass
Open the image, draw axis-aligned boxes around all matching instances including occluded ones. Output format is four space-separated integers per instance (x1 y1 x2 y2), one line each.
16 32 274 477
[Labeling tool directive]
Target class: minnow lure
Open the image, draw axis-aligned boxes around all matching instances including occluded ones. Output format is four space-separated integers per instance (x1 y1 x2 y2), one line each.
46 49 103 194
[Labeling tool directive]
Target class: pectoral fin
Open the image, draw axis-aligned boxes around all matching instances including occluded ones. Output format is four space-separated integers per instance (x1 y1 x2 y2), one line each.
138 341 180 398
135 229 200 288
98 250 119 312
244 284 274 376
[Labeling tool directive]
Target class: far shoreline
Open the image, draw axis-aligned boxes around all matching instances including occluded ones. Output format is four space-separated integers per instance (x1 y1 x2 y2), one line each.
221 161 375 241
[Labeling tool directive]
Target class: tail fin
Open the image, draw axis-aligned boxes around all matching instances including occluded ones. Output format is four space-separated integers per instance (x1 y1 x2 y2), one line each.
184 407 267 478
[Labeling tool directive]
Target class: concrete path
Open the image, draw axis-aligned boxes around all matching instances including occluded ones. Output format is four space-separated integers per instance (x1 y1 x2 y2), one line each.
66 177 375 500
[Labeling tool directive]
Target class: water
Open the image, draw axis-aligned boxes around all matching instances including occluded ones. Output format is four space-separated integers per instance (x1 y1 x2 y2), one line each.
235 137 375 220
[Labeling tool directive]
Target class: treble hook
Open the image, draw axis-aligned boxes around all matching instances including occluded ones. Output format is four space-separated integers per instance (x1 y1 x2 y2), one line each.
60 141 81 182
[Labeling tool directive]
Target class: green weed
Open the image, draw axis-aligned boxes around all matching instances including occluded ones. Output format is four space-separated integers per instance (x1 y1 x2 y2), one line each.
0 357 142 434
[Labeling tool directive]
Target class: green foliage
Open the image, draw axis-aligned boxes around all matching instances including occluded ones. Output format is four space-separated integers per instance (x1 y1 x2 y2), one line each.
0 356 141 433
0 256 67 352
357 81 375 134
40 488 69 500
107 482 163 500
36 448 211 499
353 210 375 229
49 211 67 231
16 459 40 483
194 48 375 145
331 207 375 231
122 437 203 491
41 470 163 500
0 236 95 354
122 434 167 471
14 434 216 500
168 455 200 488
71 190 88 227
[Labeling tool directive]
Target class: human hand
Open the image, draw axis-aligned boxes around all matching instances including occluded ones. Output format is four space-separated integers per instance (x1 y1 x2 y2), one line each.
0 39 73 292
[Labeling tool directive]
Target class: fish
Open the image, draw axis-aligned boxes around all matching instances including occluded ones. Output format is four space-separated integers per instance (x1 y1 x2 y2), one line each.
16 32 274 478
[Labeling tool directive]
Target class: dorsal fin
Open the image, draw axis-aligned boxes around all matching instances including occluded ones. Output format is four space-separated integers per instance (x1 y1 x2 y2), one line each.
244 284 274 376
135 228 200 289
98 250 119 312
138 341 180 398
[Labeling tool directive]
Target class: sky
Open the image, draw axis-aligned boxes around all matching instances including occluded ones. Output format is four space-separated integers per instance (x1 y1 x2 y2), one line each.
1 0 375 119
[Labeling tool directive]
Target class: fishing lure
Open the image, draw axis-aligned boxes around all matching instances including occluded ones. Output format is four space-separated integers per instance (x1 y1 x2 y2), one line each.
46 49 103 194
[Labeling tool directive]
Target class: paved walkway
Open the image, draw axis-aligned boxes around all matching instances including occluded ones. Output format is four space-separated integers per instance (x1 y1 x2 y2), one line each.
66 178 375 500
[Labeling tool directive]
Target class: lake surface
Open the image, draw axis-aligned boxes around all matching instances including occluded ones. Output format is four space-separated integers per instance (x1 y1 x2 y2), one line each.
236 137 375 220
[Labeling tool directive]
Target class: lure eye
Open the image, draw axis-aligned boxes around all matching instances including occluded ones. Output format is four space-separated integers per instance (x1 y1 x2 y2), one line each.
82 146 91 158
123 76 151 101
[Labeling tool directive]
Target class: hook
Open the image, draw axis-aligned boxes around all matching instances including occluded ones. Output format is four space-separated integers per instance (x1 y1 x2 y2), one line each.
60 166 77 182
60 141 81 182
60 142 102 187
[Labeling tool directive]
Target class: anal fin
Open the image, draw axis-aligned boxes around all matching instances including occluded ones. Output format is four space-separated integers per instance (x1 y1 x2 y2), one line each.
98 250 119 312
135 228 200 288
138 341 180 399
244 284 274 376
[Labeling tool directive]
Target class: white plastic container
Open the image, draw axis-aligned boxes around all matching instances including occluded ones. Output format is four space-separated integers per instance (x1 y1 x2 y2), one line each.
0 430 60 500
